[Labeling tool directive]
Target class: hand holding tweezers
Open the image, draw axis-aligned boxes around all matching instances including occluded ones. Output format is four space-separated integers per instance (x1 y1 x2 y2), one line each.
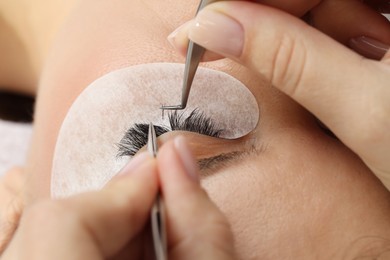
161 0 221 111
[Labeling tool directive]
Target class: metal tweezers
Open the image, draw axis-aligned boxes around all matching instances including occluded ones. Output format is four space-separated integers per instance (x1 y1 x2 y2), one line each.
148 123 167 260
161 0 220 111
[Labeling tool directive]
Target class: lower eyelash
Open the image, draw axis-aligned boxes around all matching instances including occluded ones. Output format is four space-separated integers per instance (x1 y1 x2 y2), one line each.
116 108 224 157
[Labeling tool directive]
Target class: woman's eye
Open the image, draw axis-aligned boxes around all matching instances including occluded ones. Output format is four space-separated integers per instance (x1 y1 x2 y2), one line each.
117 108 224 157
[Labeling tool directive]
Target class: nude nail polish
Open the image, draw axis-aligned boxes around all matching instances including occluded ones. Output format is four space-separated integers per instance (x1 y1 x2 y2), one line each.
167 20 195 53
188 9 244 57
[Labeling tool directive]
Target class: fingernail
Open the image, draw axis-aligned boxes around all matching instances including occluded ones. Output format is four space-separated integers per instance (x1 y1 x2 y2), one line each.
349 36 389 60
174 136 199 182
167 21 192 51
117 152 149 176
188 9 244 57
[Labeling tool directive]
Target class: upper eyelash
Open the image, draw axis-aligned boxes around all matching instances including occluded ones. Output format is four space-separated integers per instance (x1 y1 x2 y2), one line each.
169 109 223 137
116 124 169 157
116 108 224 157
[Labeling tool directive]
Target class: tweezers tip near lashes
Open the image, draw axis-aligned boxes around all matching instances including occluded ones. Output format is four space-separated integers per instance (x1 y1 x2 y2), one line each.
116 108 224 158
148 122 158 157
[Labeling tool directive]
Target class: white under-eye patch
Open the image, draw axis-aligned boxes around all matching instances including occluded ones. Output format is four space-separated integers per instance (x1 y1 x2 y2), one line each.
51 63 258 198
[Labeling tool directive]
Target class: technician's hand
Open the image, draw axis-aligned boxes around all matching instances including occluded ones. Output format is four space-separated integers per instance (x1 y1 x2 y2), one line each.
169 1 390 190
1 137 235 260
251 0 390 56
170 0 390 60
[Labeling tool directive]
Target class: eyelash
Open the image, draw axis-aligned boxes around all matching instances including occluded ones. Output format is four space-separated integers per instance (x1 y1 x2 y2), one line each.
117 108 224 157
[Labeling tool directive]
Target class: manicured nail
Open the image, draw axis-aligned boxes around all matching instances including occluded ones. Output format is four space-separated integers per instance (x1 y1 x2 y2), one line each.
117 152 149 176
188 9 244 57
174 136 199 182
349 36 389 60
167 21 192 51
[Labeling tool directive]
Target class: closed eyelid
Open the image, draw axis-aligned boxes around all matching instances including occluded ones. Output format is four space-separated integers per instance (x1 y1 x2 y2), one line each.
197 144 263 177
116 106 259 175
167 132 260 174
198 150 246 175
130 129 258 175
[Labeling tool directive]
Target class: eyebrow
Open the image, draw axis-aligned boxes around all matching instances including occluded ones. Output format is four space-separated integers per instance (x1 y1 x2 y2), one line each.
197 145 262 177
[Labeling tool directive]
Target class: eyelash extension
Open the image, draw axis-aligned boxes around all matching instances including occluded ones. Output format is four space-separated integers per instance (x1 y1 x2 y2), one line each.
116 124 169 157
169 109 223 137
117 108 224 157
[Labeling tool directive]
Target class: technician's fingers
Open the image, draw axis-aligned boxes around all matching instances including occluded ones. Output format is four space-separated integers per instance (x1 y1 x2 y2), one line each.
2 153 159 260
168 20 224 61
168 0 322 61
170 2 390 188
167 0 322 61
310 0 390 60
157 137 236 260
169 1 390 61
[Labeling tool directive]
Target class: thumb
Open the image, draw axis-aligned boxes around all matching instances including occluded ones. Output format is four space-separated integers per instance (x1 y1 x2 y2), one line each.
157 137 236 260
172 2 390 188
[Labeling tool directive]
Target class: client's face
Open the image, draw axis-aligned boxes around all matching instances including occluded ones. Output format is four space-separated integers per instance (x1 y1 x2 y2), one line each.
28 0 390 259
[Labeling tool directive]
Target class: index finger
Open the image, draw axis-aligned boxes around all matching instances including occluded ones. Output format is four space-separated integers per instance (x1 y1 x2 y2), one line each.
24 155 158 259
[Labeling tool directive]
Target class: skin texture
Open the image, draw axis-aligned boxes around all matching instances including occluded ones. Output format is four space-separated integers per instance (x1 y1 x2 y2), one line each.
0 0 390 259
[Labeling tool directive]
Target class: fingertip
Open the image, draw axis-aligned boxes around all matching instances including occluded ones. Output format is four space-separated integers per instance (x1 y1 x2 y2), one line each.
173 136 199 182
167 20 193 56
116 152 150 177
158 137 199 185
168 18 228 61
158 139 235 258
107 153 159 193
188 8 244 57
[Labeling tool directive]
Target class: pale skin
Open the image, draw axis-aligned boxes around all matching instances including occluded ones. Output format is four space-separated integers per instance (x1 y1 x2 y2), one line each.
0 0 390 259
